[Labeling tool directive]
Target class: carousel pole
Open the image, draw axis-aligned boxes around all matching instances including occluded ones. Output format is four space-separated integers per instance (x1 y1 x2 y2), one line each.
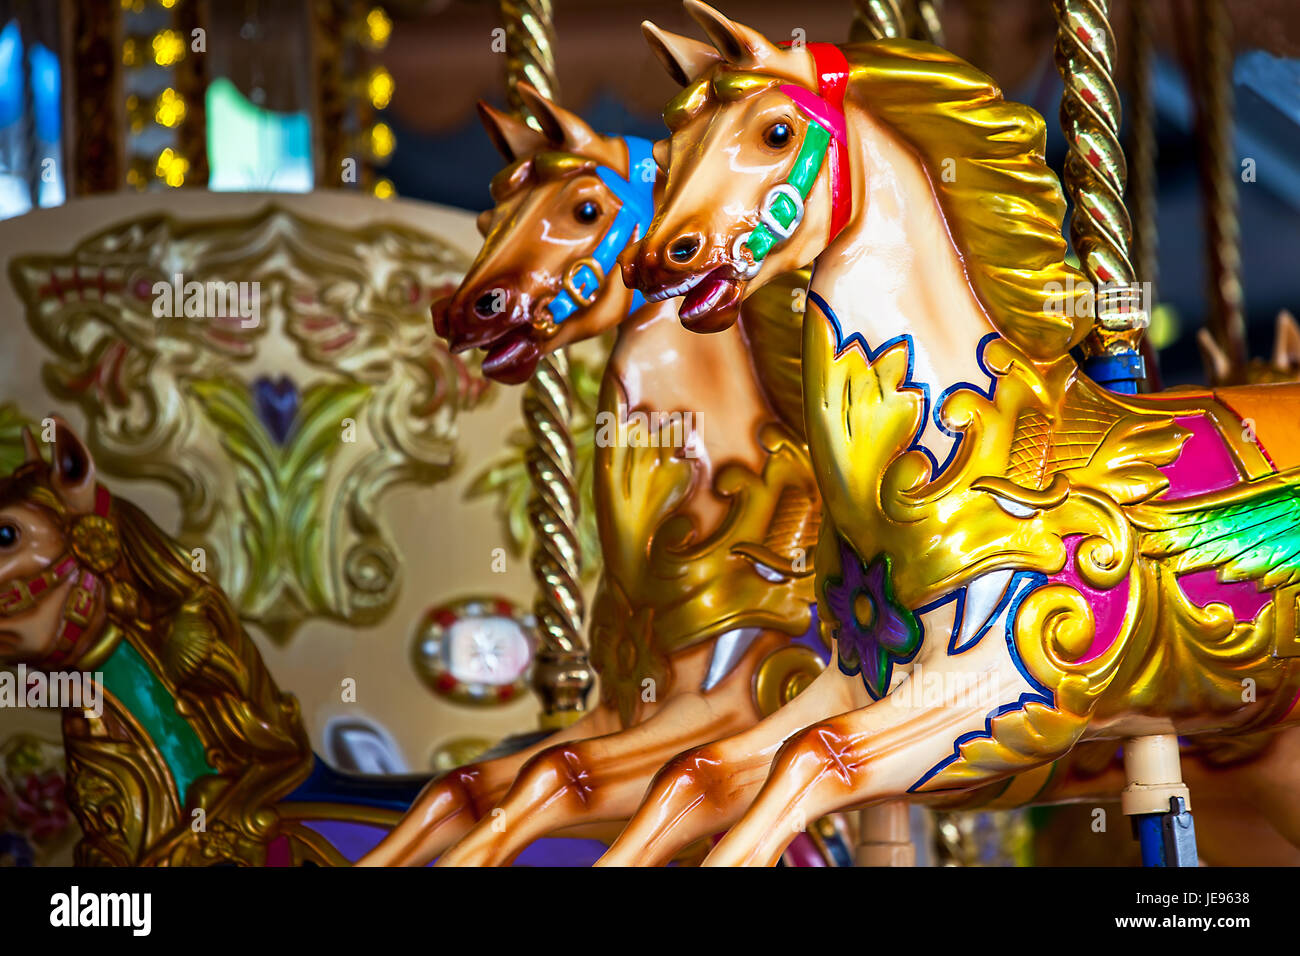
1053 0 1148 395
1054 0 1195 866
499 0 594 729
1194 0 1247 379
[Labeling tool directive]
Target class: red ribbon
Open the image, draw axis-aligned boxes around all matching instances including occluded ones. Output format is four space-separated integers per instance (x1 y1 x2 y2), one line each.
806 43 852 243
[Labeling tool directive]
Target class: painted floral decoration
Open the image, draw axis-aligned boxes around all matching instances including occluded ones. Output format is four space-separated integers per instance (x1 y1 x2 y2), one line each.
823 537 921 699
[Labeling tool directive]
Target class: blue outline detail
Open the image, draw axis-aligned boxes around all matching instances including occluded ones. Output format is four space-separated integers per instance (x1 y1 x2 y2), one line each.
547 136 655 324
948 574 1021 656
806 290 1000 482
907 571 1056 793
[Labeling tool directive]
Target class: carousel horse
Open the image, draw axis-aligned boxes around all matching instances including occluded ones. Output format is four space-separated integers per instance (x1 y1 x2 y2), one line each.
611 2 1300 867
0 420 430 865
358 86 830 867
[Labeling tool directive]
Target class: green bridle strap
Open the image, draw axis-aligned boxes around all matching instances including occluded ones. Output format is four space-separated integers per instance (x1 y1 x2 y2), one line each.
744 120 831 263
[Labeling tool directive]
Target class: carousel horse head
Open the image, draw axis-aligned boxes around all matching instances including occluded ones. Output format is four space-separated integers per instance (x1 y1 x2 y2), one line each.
0 420 109 666
433 83 658 383
627 0 1093 354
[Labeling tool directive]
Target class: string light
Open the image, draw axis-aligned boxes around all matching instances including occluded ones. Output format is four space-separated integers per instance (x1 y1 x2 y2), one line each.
373 178 396 200
155 148 189 187
369 122 395 161
367 66 395 110
363 7 392 50
151 29 186 67
153 88 186 127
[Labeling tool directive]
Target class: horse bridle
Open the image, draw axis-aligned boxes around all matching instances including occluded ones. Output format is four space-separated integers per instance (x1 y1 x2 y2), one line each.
0 484 115 668
534 135 657 336
734 43 852 279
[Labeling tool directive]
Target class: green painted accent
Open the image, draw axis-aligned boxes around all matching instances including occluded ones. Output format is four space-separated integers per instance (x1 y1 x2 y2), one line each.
99 639 214 805
746 121 831 261
1145 481 1300 590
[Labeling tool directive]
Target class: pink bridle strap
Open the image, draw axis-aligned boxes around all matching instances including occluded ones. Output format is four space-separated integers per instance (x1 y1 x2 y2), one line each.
778 42 852 242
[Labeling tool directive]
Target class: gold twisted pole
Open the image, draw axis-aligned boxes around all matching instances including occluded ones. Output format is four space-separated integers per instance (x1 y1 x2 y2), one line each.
1053 0 1146 359
850 0 942 44
1126 0 1157 306
499 0 593 728
1195 0 1246 377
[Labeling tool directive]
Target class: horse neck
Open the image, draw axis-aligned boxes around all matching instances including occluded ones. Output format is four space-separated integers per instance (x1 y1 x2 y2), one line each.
808 107 996 392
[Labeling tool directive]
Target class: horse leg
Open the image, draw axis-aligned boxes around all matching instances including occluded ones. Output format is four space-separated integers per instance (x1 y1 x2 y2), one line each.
704 649 1060 867
356 706 617 866
434 691 752 866
596 662 856 866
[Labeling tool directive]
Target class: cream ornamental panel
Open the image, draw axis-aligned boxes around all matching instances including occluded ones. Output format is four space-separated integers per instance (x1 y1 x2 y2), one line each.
0 190 568 770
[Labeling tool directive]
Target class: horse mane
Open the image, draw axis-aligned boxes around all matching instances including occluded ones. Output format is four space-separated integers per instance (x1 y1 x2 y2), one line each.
111 495 242 639
739 269 809 436
668 39 1094 361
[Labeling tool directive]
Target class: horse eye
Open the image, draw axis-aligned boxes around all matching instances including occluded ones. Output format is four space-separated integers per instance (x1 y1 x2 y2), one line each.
574 201 600 224
0 523 18 549
764 122 793 149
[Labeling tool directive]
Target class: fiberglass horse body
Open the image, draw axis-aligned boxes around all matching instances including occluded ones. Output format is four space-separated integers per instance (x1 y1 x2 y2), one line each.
359 88 834 867
0 421 429 865
614 2 1300 867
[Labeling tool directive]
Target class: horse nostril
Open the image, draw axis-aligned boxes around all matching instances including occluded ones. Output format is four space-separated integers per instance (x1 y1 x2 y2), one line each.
473 289 506 319
668 236 701 264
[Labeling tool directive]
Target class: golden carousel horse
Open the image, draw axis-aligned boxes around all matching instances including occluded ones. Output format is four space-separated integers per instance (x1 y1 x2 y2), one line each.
609 2 1300 866
0 420 430 865
359 89 831 866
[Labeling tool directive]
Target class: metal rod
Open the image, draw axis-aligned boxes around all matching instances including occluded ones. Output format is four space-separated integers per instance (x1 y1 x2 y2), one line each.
499 0 593 728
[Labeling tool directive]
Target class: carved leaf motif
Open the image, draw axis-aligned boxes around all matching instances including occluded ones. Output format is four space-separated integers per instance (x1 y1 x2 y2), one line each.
188 378 370 627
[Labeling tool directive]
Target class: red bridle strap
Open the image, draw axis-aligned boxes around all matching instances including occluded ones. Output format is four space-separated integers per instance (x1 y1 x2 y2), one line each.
805 42 852 242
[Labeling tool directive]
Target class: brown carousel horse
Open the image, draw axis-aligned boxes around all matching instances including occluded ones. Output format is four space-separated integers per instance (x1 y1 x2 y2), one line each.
608 2 1300 866
0 420 430 865
359 86 834 867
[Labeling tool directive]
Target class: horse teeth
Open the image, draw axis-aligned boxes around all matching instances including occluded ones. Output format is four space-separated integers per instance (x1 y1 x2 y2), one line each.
647 273 705 302
955 569 1014 652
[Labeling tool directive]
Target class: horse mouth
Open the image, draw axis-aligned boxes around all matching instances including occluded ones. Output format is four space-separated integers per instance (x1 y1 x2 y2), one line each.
481 326 542 384
645 265 744 333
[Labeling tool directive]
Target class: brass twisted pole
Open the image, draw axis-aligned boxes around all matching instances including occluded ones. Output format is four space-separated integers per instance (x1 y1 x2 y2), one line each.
1127 0 1157 306
850 0 943 44
1195 0 1246 378
1053 0 1146 359
500 0 593 728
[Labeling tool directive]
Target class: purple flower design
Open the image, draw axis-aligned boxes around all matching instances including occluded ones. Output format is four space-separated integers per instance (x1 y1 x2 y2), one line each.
823 537 920 699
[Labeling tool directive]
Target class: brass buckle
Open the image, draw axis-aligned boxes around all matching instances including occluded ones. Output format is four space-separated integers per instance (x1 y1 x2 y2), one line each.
65 580 95 628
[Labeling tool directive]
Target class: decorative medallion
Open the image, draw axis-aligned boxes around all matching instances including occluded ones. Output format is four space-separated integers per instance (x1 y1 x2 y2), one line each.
412 596 536 706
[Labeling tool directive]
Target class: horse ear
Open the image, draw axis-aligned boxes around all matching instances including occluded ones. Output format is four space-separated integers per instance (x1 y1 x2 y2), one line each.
1196 328 1232 386
642 20 723 85
1273 309 1300 372
48 417 97 514
512 83 602 158
684 0 782 68
476 101 548 161
20 427 41 463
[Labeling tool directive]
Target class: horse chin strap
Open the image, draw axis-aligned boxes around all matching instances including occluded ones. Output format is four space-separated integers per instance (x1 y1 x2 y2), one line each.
0 484 117 669
535 135 657 336
736 43 852 279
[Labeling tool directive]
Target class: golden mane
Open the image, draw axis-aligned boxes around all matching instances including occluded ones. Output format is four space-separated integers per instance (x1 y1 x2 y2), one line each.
667 39 1093 361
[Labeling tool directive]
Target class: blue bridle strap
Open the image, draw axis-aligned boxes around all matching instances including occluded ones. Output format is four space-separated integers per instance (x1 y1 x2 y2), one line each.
546 135 655 325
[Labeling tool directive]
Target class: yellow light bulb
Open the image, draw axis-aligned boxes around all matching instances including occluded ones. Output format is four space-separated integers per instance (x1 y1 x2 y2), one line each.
154 88 187 127
367 66 395 110
373 178 396 200
364 7 392 49
369 122 396 160
155 148 189 187
152 29 185 67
